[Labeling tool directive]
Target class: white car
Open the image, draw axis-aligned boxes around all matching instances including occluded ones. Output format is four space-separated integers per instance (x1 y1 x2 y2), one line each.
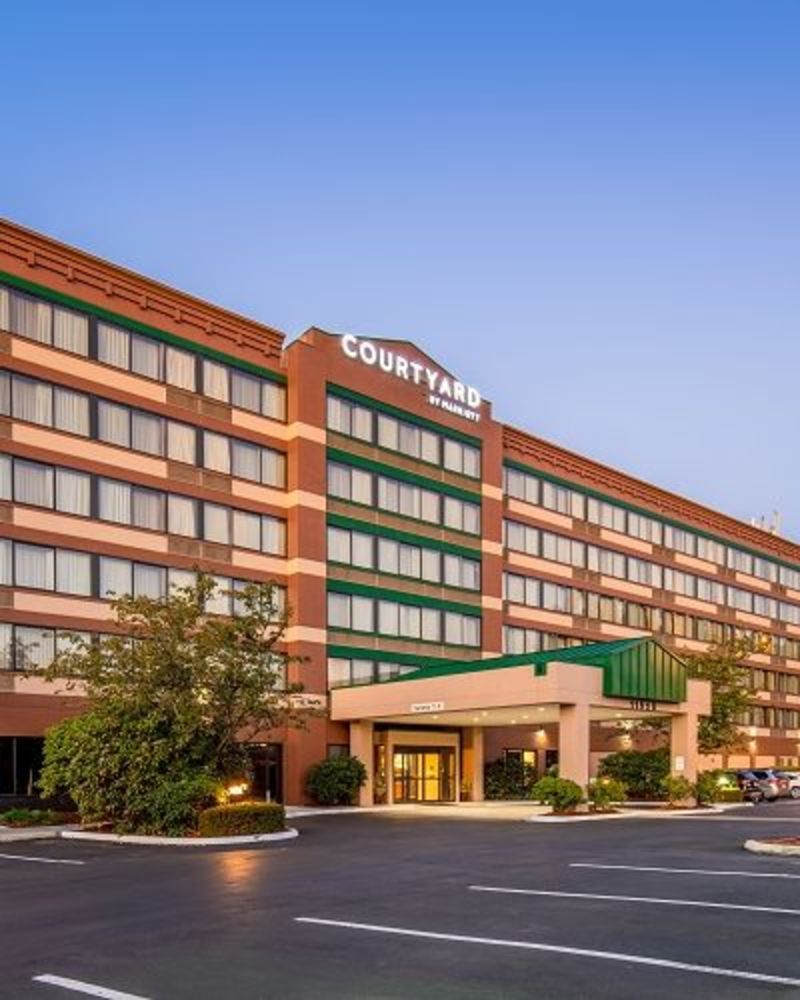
777 771 800 799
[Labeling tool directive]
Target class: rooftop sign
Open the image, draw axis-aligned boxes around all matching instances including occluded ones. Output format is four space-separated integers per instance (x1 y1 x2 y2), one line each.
341 333 481 422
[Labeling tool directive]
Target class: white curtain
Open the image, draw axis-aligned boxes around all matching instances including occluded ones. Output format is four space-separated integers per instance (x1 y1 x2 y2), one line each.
167 422 196 465
203 432 230 474
165 347 196 392
99 557 132 598
167 495 198 537
134 563 166 599
99 479 131 524
131 335 162 380
56 469 91 516
231 440 260 482
12 376 52 426
11 291 51 344
15 543 55 590
233 510 260 550
202 360 229 402
132 487 165 531
53 308 89 356
203 503 230 544
97 324 130 369
54 387 90 436
132 411 164 456
14 459 53 507
231 371 261 413
0 455 10 501
56 550 92 595
262 516 285 555
98 401 130 447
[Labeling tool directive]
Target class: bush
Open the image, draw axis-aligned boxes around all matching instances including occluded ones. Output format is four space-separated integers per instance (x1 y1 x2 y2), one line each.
40 709 219 836
484 757 538 800
198 802 285 837
662 775 696 806
696 769 739 805
598 748 670 800
0 808 75 827
532 776 584 813
305 755 367 806
587 777 627 812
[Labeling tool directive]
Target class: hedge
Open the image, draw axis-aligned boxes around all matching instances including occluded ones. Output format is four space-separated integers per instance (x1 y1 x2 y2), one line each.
198 802 286 837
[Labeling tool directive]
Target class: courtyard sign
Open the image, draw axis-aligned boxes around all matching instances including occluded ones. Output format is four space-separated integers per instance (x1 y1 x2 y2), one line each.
341 333 481 422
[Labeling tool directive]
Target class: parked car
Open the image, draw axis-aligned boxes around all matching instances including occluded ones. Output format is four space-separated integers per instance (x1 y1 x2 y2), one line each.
776 771 800 799
736 769 791 802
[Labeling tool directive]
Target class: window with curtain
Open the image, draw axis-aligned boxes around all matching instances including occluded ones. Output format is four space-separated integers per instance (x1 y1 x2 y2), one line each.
262 382 286 420
0 371 9 415
205 576 231 615
231 371 261 413
420 490 440 524
13 376 52 425
421 549 441 583
351 532 373 569
15 543 55 590
0 539 12 585
0 621 11 670
262 449 285 488
54 387 90 436
167 422 196 465
351 595 374 632
378 538 399 574
15 626 55 671
0 454 10 501
203 360 229 402
350 468 371 505
98 401 130 448
98 324 130 369
262 516 285 555
399 544 420 578
378 600 399 635
56 550 92 595
399 604 421 638
131 335 162 381
168 567 196 592
100 557 133 598
233 510 261 550
132 487 165 531
231 440 261 482
327 592 350 629
53 307 89 355
203 432 230 474
327 396 350 434
132 411 164 456
14 460 54 508
422 607 441 641
167 494 198 537
204 503 231 544
134 563 166 599
10 291 51 343
165 346 197 392
327 527 351 564
99 479 131 524
56 469 91 516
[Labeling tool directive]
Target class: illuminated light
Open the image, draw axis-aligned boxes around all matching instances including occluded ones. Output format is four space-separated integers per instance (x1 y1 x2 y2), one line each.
482 711 488 717
226 782 248 798
522 714 529 720
432 715 439 720
538 707 545 713
615 713 623 719
511 720 517 725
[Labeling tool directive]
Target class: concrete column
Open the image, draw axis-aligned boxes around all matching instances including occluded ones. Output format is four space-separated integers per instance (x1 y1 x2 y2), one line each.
671 712 698 783
462 727 485 802
349 721 374 807
558 703 590 790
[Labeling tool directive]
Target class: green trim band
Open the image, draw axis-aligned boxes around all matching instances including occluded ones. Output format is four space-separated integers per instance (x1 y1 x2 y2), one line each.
327 561 482 598
327 644 474 668
503 457 800 576
326 578 482 616
327 447 481 503
326 512 481 559
0 270 287 385
327 382 482 447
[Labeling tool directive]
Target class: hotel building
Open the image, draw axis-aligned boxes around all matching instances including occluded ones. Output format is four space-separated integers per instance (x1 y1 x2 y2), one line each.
0 219 797 805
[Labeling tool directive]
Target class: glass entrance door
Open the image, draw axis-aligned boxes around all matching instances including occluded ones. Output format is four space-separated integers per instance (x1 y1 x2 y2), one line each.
392 747 456 803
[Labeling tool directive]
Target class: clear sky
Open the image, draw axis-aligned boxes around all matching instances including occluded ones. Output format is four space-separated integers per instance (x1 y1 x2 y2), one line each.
2 2 797 538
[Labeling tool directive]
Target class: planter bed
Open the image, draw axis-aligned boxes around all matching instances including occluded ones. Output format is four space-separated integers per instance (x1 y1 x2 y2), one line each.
744 837 800 857
61 827 299 847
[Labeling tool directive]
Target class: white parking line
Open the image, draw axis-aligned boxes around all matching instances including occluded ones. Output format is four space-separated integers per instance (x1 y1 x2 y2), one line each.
0 852 85 866
571 863 800 879
469 885 800 916
295 917 800 987
32 974 149 999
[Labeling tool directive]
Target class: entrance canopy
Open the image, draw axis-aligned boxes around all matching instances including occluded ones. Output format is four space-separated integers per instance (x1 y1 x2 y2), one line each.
331 637 707 728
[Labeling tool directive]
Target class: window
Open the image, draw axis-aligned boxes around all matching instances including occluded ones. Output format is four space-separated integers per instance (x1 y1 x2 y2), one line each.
132 487 165 531
56 468 90 515
0 455 10 500
328 593 350 630
100 557 132 598
168 494 198 537
53 308 89 355
203 360 229 402
56 550 91 595
204 503 231 545
131 335 162 380
13 376 52 425
232 440 260 482
234 510 261 551
262 516 286 555
329 463 372 505
165 346 196 391
378 600 399 636
261 449 285 488
134 563 166 599
231 371 261 413
98 401 130 448
99 479 131 523
351 531 374 569
204 432 230 474
131 411 163 455
328 527 351 564
10 290 51 343
98 324 130 369
444 612 480 647
14 460 53 508
351 596 374 632
167 422 196 465
15 544 54 590
54 387 90 436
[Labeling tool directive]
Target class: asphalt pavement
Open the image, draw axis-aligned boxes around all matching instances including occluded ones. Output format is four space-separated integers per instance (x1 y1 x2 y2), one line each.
4 801 800 999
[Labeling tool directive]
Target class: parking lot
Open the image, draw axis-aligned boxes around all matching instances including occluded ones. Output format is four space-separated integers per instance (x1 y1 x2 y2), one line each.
5 802 800 998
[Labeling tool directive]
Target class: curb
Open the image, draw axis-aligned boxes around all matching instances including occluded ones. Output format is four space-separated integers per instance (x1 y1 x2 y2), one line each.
526 806 732 824
61 827 299 847
744 838 800 857
0 825 78 843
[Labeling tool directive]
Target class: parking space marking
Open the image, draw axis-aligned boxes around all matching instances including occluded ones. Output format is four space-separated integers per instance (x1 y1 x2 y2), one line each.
469 885 800 916
295 917 800 987
571 863 800 879
0 853 85 866
32 974 149 999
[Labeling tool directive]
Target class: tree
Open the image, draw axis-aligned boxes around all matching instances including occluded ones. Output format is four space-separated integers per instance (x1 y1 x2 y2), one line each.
38 574 309 833
681 637 754 755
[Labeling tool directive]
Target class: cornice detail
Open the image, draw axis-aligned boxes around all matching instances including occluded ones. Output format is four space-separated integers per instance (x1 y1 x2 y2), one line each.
0 218 285 362
503 425 800 564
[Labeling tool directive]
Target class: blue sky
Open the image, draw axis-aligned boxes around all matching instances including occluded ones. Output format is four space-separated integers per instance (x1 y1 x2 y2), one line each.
2 2 798 537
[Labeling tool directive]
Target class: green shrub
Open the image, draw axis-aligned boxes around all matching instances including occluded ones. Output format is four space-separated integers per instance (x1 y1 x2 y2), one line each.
0 808 74 827
587 777 627 812
716 787 744 803
598 748 670 800
662 775 696 806
484 757 538 800
532 776 584 813
305 755 367 806
696 769 738 805
198 802 285 837
40 709 219 836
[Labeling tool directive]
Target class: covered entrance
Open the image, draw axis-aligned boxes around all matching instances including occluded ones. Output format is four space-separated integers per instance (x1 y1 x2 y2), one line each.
392 747 456 803
334 637 712 806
